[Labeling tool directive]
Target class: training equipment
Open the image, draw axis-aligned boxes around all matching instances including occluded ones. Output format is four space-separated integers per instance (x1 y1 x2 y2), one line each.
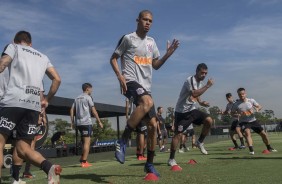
171 165 182 171
187 159 197 165
144 173 159 181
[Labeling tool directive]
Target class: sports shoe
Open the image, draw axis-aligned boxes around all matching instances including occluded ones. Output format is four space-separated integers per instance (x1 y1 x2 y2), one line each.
160 147 165 152
268 148 278 152
249 151 255 155
167 159 177 166
196 141 208 155
115 140 126 164
22 172 34 179
178 148 185 153
144 162 160 177
48 165 62 184
137 155 147 161
239 145 246 149
186 147 190 151
11 179 26 184
81 161 92 168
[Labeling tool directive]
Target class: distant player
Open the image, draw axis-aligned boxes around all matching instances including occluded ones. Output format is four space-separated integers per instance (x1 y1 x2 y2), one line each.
156 107 167 152
221 93 245 150
232 88 277 155
179 124 196 153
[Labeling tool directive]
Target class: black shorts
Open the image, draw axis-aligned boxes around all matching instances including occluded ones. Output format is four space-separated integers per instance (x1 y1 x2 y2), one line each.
183 129 195 137
136 121 147 134
77 125 93 137
174 109 209 133
0 107 39 140
124 81 156 119
230 120 240 131
240 120 263 134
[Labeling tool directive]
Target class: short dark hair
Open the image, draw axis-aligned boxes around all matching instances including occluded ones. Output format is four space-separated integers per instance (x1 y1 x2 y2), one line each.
157 106 162 112
226 93 232 98
237 87 245 93
14 31 32 44
82 83 92 91
138 10 152 19
196 63 208 72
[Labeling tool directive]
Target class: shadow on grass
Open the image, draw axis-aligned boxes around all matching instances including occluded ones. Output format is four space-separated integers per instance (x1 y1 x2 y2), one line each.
60 173 138 183
211 156 282 160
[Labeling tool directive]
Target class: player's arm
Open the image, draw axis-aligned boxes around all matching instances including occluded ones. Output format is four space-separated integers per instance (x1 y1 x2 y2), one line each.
91 106 103 129
253 104 262 112
43 67 61 109
0 54 12 73
152 39 180 70
197 97 210 107
191 78 214 98
70 105 75 129
110 53 127 93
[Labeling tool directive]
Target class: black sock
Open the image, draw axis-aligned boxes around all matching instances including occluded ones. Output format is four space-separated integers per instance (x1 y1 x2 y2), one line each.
81 160 86 163
232 140 238 148
198 134 205 143
12 165 21 181
266 145 272 150
24 162 31 174
239 137 244 145
40 160 53 175
169 149 176 159
183 144 187 148
179 144 183 149
147 150 155 164
249 146 254 152
121 124 134 142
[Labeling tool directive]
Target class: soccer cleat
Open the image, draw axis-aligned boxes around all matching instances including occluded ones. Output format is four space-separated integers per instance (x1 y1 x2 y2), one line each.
160 147 165 152
115 140 126 164
137 155 147 161
249 151 255 155
186 147 190 151
178 148 185 153
268 148 278 152
22 172 34 179
48 165 62 184
196 140 208 155
167 159 177 166
81 161 92 168
11 179 26 184
144 162 160 177
239 145 246 149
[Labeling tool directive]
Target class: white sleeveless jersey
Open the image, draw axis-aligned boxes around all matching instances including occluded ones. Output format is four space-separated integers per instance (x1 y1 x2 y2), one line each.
114 32 160 92
0 44 53 112
175 76 203 113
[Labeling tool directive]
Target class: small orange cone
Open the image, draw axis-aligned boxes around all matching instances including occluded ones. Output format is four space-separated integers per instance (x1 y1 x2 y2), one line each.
144 173 159 181
228 147 236 151
171 165 182 171
262 149 270 154
187 159 197 165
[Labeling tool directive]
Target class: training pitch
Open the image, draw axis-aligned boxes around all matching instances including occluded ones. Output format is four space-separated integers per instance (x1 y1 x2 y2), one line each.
2 133 282 183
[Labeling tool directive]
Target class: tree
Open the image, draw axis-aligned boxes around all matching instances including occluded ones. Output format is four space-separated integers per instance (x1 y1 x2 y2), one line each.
92 118 116 141
165 107 175 125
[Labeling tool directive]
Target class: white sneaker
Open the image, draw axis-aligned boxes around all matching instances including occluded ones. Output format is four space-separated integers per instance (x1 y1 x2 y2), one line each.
269 148 278 152
186 147 190 151
178 148 185 153
196 141 208 155
11 179 26 184
48 165 62 184
168 159 177 166
249 151 255 155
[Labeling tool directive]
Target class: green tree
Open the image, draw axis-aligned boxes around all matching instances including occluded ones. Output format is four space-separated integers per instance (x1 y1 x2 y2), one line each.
165 107 175 125
92 118 116 141
208 106 224 125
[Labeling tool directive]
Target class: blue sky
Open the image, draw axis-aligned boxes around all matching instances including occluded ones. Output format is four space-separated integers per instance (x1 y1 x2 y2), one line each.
1 0 282 128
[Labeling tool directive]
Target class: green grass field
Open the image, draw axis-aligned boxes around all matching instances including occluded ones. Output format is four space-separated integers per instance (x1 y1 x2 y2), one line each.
2 133 282 183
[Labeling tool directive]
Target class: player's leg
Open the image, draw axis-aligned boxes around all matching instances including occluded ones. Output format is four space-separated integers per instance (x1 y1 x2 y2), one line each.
0 134 8 182
253 123 277 152
230 121 239 149
11 146 25 183
22 136 36 178
235 126 245 148
79 125 92 167
179 133 186 153
144 116 160 176
243 128 254 154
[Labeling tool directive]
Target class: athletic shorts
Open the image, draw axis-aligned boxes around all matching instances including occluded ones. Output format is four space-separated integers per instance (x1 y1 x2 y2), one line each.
124 81 156 119
174 109 209 133
230 120 240 131
136 121 147 134
77 125 93 137
240 120 263 134
183 129 195 137
0 107 39 140
160 129 168 139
